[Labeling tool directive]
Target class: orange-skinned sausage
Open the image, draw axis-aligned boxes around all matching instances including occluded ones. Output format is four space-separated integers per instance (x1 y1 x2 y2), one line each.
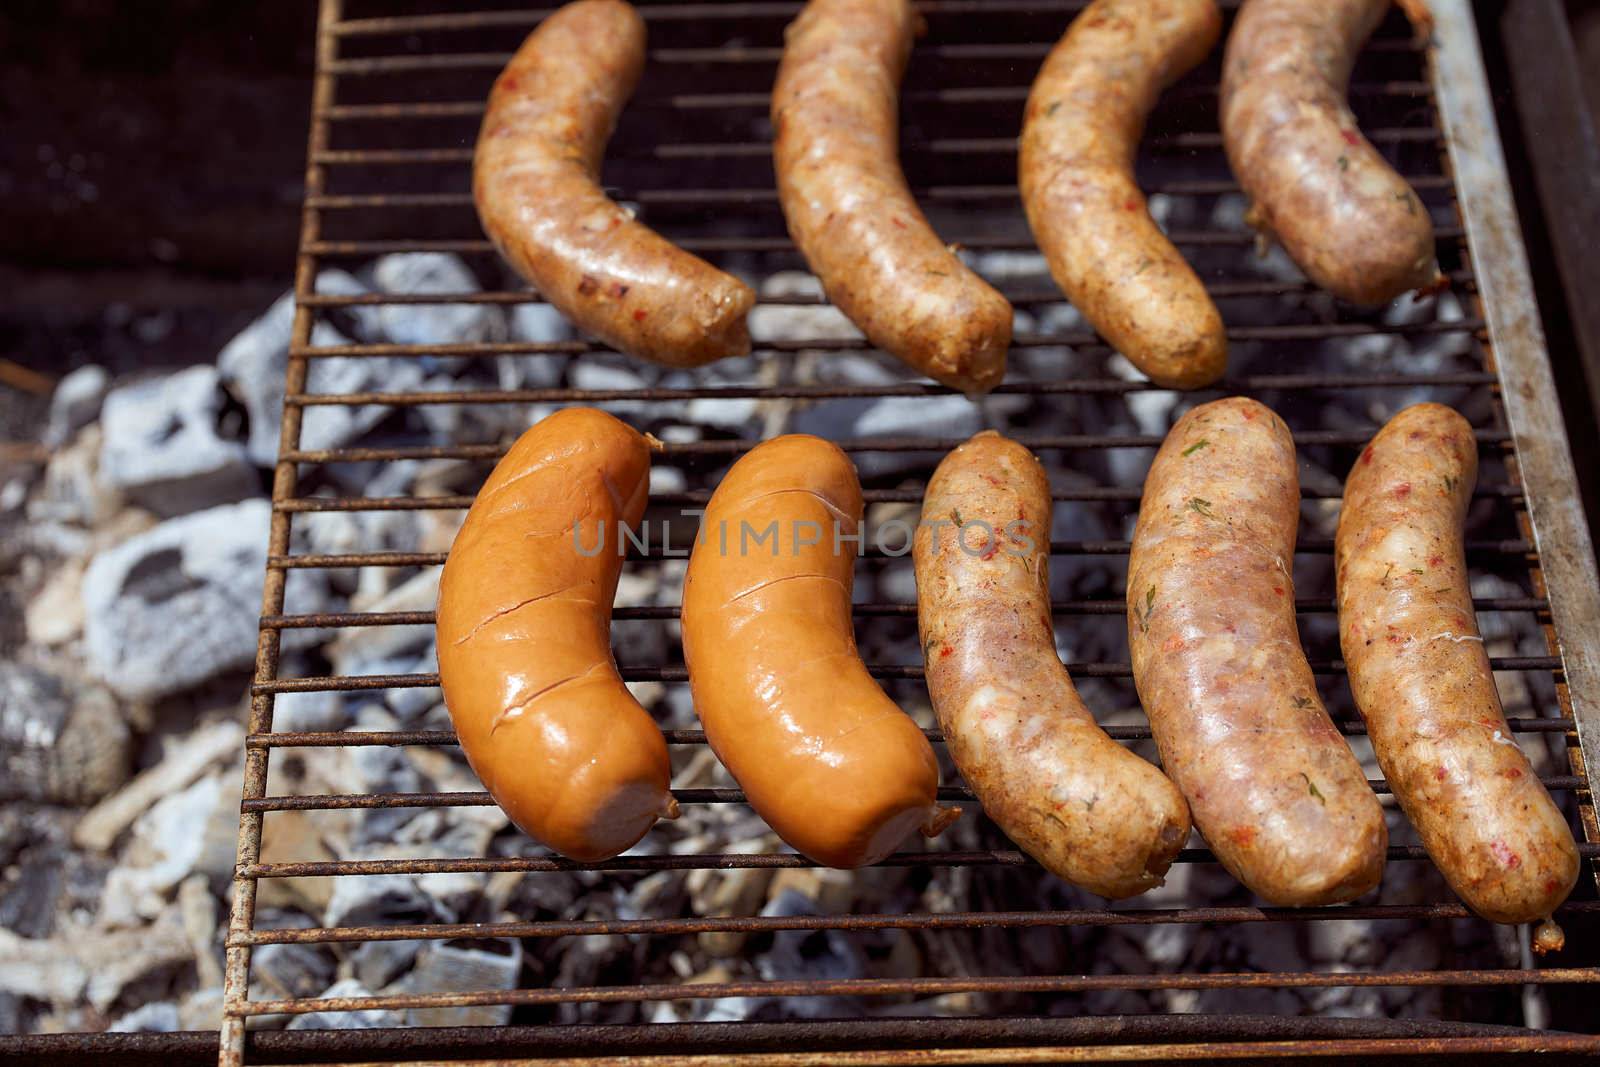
475 0 755 366
1336 404 1578 929
1220 0 1443 305
772 0 1013 394
1020 0 1226 389
1128 397 1387 905
682 435 958 867
437 408 677 862
915 432 1191 899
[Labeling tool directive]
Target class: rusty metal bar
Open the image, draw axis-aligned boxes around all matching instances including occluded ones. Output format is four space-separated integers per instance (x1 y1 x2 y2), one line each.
229 901 1600 948
235 967 1600 1019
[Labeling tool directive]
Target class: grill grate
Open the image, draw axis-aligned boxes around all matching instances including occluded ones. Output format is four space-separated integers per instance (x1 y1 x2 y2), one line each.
221 0 1600 1063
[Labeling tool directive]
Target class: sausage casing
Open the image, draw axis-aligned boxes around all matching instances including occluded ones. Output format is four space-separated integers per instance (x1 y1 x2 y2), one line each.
1129 397 1388 905
475 0 755 366
437 408 677 862
1336 403 1578 924
772 0 1013 394
1020 0 1226 389
1220 0 1441 305
915 432 1191 898
682 435 956 868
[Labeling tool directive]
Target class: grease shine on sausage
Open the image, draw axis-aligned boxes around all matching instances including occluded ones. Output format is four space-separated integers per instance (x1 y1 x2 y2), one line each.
915 432 1191 898
682 435 957 868
772 0 1013 394
475 0 755 366
1129 397 1387 905
437 408 678 862
1220 0 1442 305
1020 0 1226 389
1336 404 1578 926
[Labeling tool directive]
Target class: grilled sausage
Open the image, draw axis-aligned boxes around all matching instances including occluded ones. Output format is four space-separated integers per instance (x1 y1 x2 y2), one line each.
1336 404 1578 927
1220 0 1443 305
915 432 1191 898
772 0 1013 394
682 435 958 867
475 0 755 366
1019 0 1226 390
1128 397 1388 905
437 408 677 862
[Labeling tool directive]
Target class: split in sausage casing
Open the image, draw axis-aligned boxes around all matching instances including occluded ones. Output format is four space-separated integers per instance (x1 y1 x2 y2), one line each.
772 0 1013 394
682 435 958 868
436 407 678 862
475 0 755 367
1020 0 1227 389
1336 403 1578 931
1128 397 1388 905
915 431 1192 899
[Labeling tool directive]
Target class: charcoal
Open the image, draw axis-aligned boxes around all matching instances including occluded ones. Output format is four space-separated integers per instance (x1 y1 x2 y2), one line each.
0 665 131 805
284 978 403 1030
42 364 109 449
396 938 523 1027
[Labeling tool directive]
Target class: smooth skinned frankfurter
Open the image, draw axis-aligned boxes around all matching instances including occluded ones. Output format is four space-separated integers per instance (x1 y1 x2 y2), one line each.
682 435 958 868
437 408 677 862
915 432 1191 899
1336 404 1578 932
1020 0 1226 390
1220 0 1443 305
772 0 1013 394
1129 397 1388 905
475 0 755 366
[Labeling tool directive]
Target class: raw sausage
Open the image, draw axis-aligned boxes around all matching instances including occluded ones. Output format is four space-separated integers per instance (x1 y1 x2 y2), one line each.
1336 403 1578 926
772 0 1013 394
437 408 677 862
1128 397 1387 905
682 435 958 867
475 0 755 366
1020 0 1226 389
915 432 1191 898
1220 0 1443 305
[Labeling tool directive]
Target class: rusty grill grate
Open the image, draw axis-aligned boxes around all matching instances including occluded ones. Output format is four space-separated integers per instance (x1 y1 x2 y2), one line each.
222 0 1600 1063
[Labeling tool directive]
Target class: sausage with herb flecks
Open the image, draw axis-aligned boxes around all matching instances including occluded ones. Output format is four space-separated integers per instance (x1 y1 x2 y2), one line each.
772 0 1013 393
1336 403 1577 931
475 0 755 366
915 432 1191 898
1220 0 1443 305
1128 397 1388 905
1020 0 1226 389
437 408 678 862
681 435 959 868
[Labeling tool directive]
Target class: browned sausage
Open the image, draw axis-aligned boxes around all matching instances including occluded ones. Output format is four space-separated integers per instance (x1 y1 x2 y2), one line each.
1220 0 1443 305
1336 404 1578 928
437 408 677 862
1128 397 1388 905
475 0 755 366
1019 0 1226 389
772 0 1013 394
915 432 1192 898
681 435 958 868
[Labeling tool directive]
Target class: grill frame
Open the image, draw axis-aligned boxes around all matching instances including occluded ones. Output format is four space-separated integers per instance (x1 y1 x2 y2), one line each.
216 0 1600 1063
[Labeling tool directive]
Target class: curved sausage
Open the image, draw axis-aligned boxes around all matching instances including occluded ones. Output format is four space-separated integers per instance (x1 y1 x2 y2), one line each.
1128 397 1388 905
1336 404 1578 927
914 432 1192 898
1019 0 1226 390
1220 0 1443 305
474 0 755 366
437 408 677 862
772 0 1013 394
682 435 958 867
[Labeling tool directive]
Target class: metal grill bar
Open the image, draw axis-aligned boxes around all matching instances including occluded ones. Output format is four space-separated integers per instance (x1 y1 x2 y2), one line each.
264 538 1540 569
235 968 1600 1019
232 902 1600 947
319 81 1434 119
